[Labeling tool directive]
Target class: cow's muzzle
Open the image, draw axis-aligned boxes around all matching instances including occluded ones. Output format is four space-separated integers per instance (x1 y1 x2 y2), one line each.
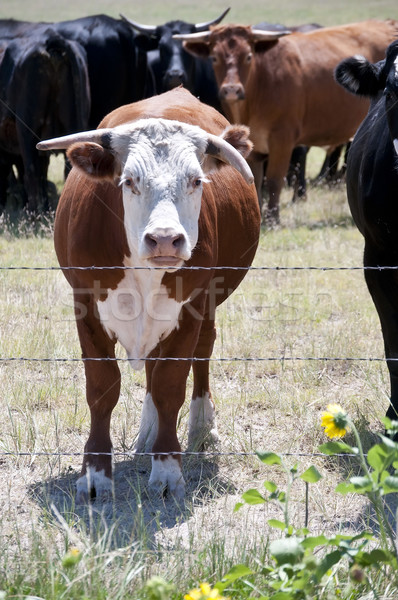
164 69 187 89
219 83 245 101
143 230 189 266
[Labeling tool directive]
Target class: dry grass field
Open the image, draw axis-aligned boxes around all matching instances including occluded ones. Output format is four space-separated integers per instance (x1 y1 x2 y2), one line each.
1 1 398 598
0 0 396 27
1 156 396 597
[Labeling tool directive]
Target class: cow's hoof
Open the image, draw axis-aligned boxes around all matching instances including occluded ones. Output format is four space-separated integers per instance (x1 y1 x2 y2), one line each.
148 456 185 499
76 468 113 503
187 426 220 452
148 479 185 501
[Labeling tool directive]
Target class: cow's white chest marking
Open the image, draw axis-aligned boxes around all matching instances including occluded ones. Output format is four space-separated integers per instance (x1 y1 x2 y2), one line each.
97 264 184 369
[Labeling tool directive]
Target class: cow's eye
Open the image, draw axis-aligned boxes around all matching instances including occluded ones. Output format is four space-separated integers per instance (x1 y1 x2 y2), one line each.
123 177 140 195
188 177 203 192
246 52 252 63
210 55 218 64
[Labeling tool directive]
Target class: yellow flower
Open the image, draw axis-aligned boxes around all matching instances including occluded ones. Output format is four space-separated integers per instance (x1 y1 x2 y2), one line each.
200 583 212 596
61 546 82 568
321 403 349 439
184 582 229 600
208 591 225 599
184 591 202 600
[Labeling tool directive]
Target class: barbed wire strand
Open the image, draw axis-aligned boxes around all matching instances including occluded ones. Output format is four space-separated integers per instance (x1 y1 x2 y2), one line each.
0 356 394 362
0 450 360 458
1 263 395 363
0 265 398 271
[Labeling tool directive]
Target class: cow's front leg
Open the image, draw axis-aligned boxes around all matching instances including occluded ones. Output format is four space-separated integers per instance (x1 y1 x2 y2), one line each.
134 351 159 454
265 133 296 225
148 358 191 498
74 296 121 503
188 317 220 450
147 304 204 498
247 151 266 213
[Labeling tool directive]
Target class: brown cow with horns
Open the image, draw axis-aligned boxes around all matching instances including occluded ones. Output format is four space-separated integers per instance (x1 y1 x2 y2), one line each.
176 19 398 223
37 88 260 501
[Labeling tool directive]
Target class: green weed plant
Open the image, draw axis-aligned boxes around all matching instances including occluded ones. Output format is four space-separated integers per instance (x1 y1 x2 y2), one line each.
203 414 398 599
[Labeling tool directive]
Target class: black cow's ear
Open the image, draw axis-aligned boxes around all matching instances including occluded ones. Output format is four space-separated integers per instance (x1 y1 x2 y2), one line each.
183 41 210 59
133 33 159 51
335 56 385 97
67 142 118 181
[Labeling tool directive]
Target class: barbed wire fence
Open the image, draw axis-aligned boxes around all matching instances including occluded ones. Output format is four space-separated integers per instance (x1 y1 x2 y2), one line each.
0 261 392 461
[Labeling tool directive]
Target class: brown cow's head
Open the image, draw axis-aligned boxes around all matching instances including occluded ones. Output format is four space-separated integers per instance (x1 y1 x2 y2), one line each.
37 119 253 270
175 25 290 103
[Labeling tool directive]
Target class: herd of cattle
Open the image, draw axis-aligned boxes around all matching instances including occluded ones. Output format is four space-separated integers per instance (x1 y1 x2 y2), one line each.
0 10 229 211
0 11 396 218
2 9 398 499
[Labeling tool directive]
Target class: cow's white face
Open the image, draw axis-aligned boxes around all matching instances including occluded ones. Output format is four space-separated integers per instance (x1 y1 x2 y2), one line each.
111 119 209 270
37 118 254 268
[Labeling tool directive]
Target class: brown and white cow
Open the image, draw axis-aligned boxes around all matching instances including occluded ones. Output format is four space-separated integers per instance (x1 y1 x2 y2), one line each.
176 19 398 223
37 87 260 501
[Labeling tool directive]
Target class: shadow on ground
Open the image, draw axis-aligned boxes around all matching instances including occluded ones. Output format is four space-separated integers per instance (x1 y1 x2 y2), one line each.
28 455 237 547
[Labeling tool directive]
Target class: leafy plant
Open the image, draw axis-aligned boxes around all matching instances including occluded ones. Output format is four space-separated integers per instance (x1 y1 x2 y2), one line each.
320 413 398 561
206 408 398 599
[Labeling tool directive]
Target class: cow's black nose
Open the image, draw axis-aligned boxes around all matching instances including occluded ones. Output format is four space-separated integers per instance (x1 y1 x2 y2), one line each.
165 69 186 88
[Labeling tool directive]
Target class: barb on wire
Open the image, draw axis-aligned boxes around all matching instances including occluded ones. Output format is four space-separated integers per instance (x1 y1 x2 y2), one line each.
0 355 394 363
0 265 398 271
0 449 360 459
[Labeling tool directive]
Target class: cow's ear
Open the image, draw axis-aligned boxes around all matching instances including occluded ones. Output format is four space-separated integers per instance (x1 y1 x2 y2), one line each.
221 124 253 158
183 40 210 59
67 142 118 181
134 33 159 51
253 39 278 53
202 124 253 176
335 56 385 97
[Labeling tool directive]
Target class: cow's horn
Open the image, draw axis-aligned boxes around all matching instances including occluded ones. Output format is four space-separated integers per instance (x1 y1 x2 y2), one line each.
173 31 212 43
36 129 113 151
119 14 157 35
120 8 230 36
206 134 254 184
194 8 230 32
251 28 291 40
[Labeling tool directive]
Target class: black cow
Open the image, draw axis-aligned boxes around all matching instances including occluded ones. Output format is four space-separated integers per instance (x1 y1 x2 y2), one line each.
0 15 149 209
54 15 149 128
0 28 90 210
120 9 230 111
0 16 149 129
335 40 398 423
316 143 351 184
